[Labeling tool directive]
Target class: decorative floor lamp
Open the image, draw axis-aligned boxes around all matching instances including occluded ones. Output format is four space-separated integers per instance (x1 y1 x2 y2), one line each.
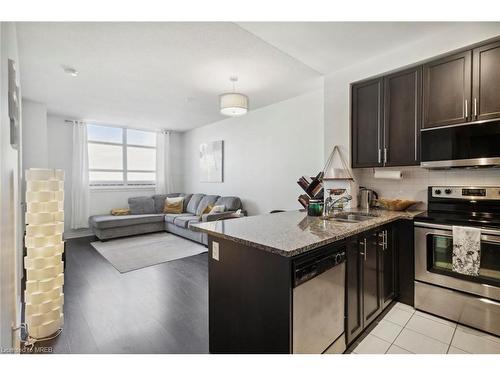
24 168 65 343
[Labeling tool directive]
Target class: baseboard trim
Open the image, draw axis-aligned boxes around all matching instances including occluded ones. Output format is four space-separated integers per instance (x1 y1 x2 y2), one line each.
63 228 93 239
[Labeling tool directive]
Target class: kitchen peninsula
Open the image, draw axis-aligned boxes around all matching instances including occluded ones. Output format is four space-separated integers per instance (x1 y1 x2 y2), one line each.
192 209 420 354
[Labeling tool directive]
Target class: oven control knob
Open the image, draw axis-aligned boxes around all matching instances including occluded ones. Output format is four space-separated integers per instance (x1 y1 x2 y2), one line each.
435 189 442 195
445 189 452 195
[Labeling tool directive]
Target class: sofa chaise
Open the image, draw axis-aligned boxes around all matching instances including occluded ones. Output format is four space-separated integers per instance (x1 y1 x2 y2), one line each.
88 193 243 245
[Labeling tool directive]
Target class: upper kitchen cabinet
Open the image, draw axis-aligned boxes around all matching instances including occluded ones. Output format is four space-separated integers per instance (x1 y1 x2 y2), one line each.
351 78 383 168
351 69 421 169
422 50 472 129
383 67 422 166
473 40 500 121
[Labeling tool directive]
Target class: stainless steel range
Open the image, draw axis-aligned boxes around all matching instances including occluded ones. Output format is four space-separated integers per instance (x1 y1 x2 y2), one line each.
414 186 500 336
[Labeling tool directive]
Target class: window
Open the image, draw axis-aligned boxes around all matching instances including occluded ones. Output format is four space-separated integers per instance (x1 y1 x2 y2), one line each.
87 124 156 187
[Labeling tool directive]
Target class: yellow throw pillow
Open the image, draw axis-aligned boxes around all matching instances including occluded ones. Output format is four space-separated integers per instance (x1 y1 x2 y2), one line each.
164 197 184 214
202 204 214 215
111 208 130 216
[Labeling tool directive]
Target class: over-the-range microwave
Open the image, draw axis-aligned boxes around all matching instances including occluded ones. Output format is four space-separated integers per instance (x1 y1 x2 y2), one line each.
420 120 500 169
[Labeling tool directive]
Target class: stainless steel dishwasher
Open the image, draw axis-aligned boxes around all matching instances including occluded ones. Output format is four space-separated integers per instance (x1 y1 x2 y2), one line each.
292 244 346 354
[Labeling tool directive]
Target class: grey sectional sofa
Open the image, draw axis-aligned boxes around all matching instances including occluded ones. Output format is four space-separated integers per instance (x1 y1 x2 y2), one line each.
88 193 243 245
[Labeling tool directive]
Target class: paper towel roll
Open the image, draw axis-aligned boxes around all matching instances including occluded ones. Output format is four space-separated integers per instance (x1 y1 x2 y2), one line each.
373 170 402 180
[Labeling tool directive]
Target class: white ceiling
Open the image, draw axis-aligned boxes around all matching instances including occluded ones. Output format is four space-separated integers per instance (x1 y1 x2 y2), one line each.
18 22 485 131
237 22 474 74
17 22 322 131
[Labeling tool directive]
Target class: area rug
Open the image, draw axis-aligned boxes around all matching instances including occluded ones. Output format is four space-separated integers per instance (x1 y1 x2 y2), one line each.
90 232 207 273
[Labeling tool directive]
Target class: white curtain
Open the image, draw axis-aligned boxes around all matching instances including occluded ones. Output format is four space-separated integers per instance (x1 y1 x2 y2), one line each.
156 130 174 194
70 121 90 229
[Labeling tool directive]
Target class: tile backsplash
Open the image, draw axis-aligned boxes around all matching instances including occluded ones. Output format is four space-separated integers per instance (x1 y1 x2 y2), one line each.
353 167 500 210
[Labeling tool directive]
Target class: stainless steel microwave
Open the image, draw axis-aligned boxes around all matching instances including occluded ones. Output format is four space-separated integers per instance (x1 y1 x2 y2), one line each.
420 121 500 169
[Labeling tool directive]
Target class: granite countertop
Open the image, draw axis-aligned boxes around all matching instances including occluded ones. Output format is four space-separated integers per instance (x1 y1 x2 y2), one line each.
191 209 423 257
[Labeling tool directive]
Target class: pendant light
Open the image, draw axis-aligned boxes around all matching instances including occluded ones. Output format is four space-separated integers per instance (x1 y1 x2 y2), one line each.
219 76 249 117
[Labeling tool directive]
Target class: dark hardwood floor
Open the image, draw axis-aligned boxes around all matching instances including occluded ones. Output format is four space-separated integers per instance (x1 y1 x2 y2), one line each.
31 236 209 354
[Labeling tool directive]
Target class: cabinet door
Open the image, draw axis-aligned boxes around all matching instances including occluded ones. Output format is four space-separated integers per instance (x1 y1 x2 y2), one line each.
383 67 422 166
473 41 500 121
423 51 472 128
362 232 382 326
346 237 363 345
381 226 396 307
351 78 383 168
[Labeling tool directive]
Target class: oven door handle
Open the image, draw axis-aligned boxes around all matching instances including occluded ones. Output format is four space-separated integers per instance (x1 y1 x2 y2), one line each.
414 221 500 236
482 235 500 244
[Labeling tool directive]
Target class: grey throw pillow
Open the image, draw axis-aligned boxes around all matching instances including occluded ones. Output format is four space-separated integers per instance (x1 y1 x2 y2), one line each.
186 194 205 214
195 195 220 216
128 197 155 215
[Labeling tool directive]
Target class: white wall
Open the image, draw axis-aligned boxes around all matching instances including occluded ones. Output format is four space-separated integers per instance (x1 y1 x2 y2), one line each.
181 89 324 215
46 116 75 234
323 23 500 207
0 22 22 351
21 99 48 169
46 115 184 236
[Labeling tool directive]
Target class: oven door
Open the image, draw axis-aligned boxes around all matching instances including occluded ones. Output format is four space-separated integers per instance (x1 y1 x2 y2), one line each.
415 222 500 301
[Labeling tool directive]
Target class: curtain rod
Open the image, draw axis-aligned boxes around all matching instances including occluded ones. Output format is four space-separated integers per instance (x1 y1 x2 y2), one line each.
64 119 174 133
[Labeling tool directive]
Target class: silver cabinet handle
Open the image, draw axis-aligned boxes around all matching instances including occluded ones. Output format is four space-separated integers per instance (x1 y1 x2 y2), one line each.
384 148 387 164
378 149 381 164
474 98 478 118
465 99 468 119
379 230 387 250
359 238 367 261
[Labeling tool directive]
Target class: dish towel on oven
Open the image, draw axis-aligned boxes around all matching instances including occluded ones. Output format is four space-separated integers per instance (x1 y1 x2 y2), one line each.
452 225 481 276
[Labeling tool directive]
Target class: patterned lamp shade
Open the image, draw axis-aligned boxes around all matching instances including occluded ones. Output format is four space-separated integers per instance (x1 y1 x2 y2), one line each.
24 168 65 339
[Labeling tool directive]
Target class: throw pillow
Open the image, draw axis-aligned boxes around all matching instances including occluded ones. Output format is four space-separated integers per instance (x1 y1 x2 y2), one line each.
128 196 155 214
164 197 184 214
209 205 225 214
202 204 214 215
111 208 130 216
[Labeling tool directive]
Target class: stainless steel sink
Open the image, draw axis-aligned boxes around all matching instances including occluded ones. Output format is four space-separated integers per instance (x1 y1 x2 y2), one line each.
325 212 379 223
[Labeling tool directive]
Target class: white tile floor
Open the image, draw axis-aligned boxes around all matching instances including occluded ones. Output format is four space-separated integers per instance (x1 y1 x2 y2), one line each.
351 303 500 354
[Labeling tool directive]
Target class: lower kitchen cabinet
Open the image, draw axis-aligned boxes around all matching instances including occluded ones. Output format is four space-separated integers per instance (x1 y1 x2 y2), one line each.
382 225 396 307
362 231 383 325
346 236 363 343
346 224 397 345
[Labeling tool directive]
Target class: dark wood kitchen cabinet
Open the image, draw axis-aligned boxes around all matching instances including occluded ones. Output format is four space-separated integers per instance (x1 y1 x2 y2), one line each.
346 236 363 344
422 50 472 128
473 40 500 121
381 225 396 307
351 69 421 168
346 225 396 345
383 67 422 166
362 231 383 325
351 78 383 168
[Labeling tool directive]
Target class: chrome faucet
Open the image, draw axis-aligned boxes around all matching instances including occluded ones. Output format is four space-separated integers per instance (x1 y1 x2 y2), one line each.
324 194 352 216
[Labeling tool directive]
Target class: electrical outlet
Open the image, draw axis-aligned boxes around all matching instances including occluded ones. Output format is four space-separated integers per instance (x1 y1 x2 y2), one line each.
212 241 219 261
